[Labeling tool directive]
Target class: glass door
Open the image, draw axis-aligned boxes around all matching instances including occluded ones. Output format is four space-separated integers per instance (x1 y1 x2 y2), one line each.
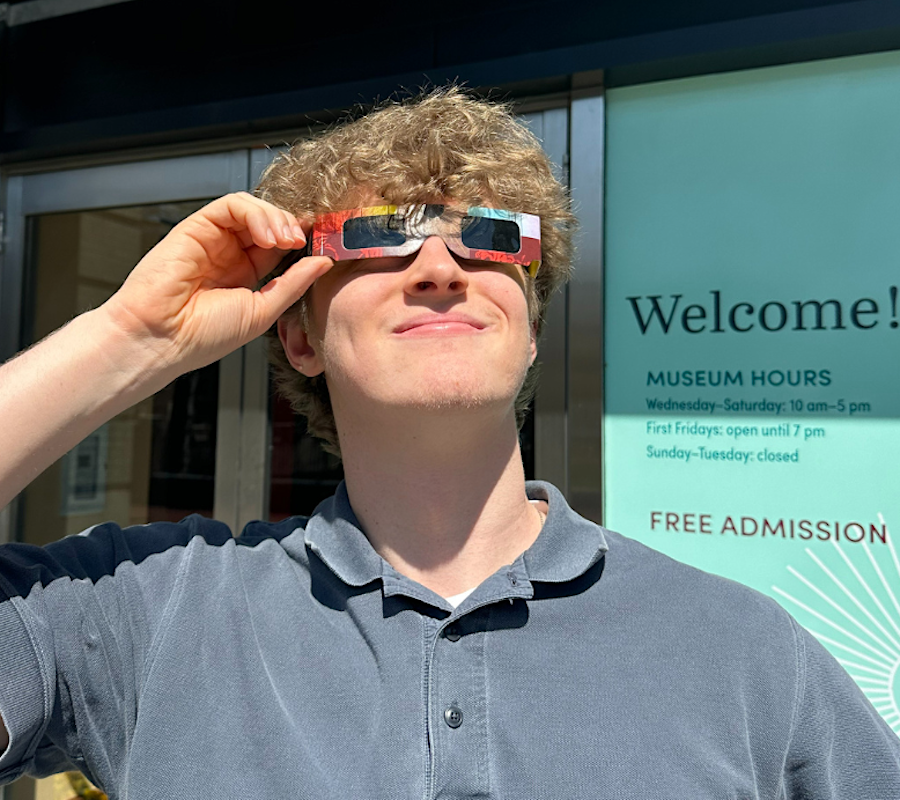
19 201 219 543
1 151 255 799
2 152 256 546
2 151 264 546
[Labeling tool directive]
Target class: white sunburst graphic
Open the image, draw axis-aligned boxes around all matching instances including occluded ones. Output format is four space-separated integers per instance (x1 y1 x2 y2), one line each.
772 514 900 734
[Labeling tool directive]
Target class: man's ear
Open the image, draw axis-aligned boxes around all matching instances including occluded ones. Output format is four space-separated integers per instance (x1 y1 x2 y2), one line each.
277 317 325 377
528 322 538 366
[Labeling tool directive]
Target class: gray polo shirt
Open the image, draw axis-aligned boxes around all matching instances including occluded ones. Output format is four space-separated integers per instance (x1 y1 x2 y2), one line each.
1 481 898 798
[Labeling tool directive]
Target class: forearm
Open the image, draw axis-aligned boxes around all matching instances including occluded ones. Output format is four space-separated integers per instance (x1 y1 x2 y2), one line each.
0 307 178 510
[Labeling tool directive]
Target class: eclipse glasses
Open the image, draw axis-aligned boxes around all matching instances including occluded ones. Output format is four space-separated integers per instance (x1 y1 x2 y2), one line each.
309 205 542 277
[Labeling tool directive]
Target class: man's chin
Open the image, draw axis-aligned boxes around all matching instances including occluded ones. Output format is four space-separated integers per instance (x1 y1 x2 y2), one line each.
372 376 522 417
329 358 531 420
394 387 512 414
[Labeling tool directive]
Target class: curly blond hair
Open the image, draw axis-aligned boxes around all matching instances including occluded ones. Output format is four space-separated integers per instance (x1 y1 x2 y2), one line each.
257 86 575 457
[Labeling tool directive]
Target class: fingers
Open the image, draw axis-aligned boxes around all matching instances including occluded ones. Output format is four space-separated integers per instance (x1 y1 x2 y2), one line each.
202 192 310 253
183 192 316 285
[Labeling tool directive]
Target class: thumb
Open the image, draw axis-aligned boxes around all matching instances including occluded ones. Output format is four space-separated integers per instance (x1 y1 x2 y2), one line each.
254 256 334 322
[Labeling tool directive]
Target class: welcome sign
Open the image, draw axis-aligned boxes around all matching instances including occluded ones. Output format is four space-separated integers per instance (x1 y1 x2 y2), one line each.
604 52 900 731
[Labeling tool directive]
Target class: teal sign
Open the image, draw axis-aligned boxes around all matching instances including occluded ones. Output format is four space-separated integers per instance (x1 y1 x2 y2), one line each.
604 52 900 731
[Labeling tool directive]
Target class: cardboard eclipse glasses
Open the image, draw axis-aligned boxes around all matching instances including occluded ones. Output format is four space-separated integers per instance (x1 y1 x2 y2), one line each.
308 205 542 278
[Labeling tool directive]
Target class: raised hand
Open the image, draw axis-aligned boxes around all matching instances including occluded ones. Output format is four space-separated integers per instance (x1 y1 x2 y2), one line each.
100 191 332 376
0 192 332 509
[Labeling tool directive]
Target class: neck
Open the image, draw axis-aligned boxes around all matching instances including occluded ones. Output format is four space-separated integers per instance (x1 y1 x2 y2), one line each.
337 404 543 597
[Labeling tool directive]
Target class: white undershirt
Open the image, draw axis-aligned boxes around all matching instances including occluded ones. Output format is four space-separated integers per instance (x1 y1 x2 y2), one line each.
444 587 477 608
442 500 548 608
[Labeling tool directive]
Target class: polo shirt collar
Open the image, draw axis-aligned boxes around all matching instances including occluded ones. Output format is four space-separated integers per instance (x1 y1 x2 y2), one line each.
300 480 609 590
301 482 383 587
522 481 609 582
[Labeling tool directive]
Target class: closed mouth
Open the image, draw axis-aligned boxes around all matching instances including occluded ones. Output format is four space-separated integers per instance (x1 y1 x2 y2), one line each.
393 315 487 335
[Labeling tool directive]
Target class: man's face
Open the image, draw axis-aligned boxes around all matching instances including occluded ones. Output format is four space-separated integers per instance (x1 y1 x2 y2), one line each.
279 214 537 422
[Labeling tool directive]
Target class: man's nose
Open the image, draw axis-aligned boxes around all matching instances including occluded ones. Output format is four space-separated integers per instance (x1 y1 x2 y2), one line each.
403 236 469 296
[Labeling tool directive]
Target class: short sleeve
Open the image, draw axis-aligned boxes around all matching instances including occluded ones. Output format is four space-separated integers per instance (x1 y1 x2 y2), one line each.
0 516 233 787
783 618 900 798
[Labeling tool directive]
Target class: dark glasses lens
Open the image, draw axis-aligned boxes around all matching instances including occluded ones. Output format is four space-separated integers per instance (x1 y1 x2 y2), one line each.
342 215 407 249
460 216 521 254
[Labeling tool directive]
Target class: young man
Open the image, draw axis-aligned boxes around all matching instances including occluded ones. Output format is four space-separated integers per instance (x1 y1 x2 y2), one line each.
0 89 898 798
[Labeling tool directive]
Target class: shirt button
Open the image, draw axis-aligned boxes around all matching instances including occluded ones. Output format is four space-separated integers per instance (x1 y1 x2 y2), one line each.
444 705 463 728
507 572 518 586
444 625 461 642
